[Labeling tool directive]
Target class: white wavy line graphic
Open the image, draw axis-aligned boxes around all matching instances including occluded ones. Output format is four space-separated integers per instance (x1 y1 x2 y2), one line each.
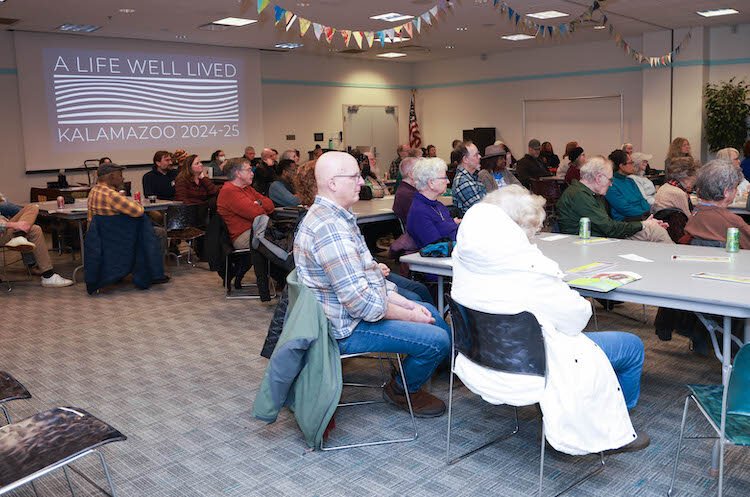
55 85 238 99
55 91 237 106
54 74 238 83
57 110 239 119
58 119 239 124
57 103 239 114
54 79 237 92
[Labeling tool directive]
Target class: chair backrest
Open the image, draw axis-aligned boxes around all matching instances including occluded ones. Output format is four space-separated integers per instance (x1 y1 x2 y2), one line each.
448 297 546 376
728 343 750 416
653 208 689 243
689 237 725 248
165 204 200 231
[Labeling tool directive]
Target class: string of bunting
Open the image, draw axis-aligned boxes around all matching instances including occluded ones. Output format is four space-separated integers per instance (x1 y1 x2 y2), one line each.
256 0 453 48
599 14 692 67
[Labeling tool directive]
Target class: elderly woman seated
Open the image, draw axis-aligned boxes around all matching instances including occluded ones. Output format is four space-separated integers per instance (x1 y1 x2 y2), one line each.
406 158 460 249
628 152 656 206
716 147 750 196
652 157 699 243
451 185 649 455
684 159 750 248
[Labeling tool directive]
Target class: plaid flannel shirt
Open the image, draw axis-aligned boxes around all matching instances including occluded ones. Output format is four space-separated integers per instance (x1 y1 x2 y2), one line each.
294 196 396 339
87 183 144 221
452 166 487 216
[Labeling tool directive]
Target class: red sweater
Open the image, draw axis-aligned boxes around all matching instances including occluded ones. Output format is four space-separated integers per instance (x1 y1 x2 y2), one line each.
174 176 220 205
216 181 275 241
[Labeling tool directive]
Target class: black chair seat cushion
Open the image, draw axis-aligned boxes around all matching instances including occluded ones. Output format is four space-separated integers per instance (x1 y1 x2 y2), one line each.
0 372 31 404
167 227 205 240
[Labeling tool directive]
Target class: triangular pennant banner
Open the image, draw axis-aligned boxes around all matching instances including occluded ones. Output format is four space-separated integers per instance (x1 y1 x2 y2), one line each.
421 12 432 26
274 6 286 24
257 0 270 14
352 31 363 48
312 22 323 40
341 29 351 46
298 18 311 37
508 7 514 20
514 13 520 25
404 22 413 38
285 14 298 32
377 31 385 46
413 17 422 33
394 25 402 35
364 31 375 47
324 26 335 43
429 6 438 18
548 26 553 36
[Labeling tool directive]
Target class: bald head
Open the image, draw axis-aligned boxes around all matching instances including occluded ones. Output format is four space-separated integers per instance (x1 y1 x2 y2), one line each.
261 148 275 165
316 151 363 208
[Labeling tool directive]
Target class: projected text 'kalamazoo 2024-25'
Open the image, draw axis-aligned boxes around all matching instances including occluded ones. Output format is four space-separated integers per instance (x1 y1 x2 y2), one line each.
50 53 241 144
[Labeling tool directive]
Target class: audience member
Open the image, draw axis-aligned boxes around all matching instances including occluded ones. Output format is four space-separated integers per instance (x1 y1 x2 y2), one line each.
217 157 277 301
388 144 409 179
563 147 586 184
243 146 256 162
312 146 324 160
208 150 227 177
280 149 299 164
174 155 220 205
426 145 437 158
352 150 386 198
495 141 517 167
0 191 21 218
294 151 451 417
622 143 634 156
556 156 672 242
391 157 419 225
363 151 381 180
452 142 486 216
252 148 277 196
0 204 73 287
716 147 749 196
742 140 750 181
653 157 697 217
268 159 301 207
293 160 318 206
99 157 112 165
451 139 462 149
558 140 579 178
143 151 177 200
515 139 552 188
478 144 520 192
407 158 459 249
539 141 560 171
685 159 750 248
172 149 188 168
605 150 651 221
664 137 692 168
628 152 656 206
451 185 648 454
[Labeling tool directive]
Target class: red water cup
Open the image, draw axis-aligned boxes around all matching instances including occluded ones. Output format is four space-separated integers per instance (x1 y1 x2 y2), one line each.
134 192 142 204
56 196 65 209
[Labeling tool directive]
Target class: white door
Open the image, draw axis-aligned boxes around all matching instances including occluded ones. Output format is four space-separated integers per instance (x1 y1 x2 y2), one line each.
343 105 399 176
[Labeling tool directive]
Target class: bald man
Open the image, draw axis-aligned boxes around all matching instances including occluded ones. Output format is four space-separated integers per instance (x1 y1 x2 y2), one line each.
252 148 277 196
294 152 451 417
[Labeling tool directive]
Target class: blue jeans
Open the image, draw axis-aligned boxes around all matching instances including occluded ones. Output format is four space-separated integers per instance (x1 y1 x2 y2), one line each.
0 201 21 218
585 331 644 409
338 301 451 392
387 272 434 305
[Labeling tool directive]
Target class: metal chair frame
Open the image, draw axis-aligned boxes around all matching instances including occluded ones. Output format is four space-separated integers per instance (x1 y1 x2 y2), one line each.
0 246 33 293
320 352 418 451
223 248 276 300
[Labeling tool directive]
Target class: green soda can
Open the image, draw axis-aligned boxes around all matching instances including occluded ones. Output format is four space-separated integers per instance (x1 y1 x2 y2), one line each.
579 217 591 239
726 227 740 253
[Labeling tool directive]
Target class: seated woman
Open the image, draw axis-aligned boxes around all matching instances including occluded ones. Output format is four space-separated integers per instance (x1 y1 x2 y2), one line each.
557 141 578 179
605 149 651 221
653 157 697 217
563 146 585 184
716 147 750 196
664 137 692 168
352 150 386 198
685 159 750 248
208 150 227 177
174 154 220 205
477 145 520 192
406 158 460 249
539 141 560 172
628 152 656 206
451 185 648 455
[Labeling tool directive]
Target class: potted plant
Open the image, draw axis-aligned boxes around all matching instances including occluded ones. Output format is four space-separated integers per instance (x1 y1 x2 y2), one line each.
704 78 750 153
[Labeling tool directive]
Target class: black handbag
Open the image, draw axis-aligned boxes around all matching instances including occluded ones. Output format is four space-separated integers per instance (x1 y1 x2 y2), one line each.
358 185 373 200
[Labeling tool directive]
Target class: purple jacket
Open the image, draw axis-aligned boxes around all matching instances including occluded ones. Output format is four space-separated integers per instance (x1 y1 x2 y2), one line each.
406 192 458 248
392 181 417 225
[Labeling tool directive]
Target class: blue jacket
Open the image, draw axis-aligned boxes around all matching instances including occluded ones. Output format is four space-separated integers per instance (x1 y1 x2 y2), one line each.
84 214 165 294
605 172 650 221
252 269 342 449
407 192 458 248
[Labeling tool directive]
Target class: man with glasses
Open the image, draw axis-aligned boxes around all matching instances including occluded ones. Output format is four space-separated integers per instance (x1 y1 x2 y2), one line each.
605 150 652 221
294 152 451 417
451 141 486 216
557 156 671 242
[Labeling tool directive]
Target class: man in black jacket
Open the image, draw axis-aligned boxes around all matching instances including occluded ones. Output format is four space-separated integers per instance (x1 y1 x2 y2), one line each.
516 138 552 188
142 151 177 200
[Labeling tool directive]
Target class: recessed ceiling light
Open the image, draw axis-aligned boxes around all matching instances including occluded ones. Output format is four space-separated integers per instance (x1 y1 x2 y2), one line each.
527 10 568 19
456 27 468 31
118 8 135 14
296 2 310 6
275 42 304 49
501 33 535 41
696 8 739 17
175 34 187 39
594 25 607 30
212 17 257 26
57 24 101 33
445 45 455 49
384 36 411 43
370 13 414 22
377 52 407 58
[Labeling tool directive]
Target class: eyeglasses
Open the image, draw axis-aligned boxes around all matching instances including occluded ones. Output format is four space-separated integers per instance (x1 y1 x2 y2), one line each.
598 174 613 185
332 173 361 180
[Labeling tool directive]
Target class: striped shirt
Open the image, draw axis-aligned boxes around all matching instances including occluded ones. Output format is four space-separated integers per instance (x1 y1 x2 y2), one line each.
294 195 396 339
87 183 144 221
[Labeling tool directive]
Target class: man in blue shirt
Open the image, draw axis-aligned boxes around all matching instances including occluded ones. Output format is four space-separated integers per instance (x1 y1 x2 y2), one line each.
452 141 486 216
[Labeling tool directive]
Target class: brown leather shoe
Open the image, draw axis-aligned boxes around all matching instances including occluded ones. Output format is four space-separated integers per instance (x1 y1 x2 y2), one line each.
605 432 651 454
383 379 446 418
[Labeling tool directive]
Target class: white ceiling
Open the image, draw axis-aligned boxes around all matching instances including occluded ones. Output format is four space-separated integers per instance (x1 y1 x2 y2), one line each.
1 0 749 62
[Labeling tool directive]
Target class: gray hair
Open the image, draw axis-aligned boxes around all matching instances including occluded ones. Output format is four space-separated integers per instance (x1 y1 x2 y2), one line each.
716 148 739 161
244 145 254 153
399 156 419 178
695 159 743 201
412 158 447 191
225 157 250 180
666 157 698 182
580 156 613 182
281 149 298 161
482 185 546 239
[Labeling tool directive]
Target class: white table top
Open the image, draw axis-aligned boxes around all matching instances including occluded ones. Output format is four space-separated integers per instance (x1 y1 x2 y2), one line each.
352 195 452 223
402 235 750 319
35 198 178 219
689 193 750 216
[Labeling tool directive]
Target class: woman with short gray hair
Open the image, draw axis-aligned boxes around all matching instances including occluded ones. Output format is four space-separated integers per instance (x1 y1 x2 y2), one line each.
406 158 460 248
653 157 698 217
685 159 750 248
482 185 546 238
716 147 750 196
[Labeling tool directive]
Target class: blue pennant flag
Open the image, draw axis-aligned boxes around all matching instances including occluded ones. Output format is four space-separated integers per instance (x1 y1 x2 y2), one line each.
508 7 514 20
274 6 286 23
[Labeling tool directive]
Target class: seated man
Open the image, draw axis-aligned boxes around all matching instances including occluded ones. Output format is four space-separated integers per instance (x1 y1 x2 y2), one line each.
515 138 552 188
556 156 672 243
0 204 73 287
217 157 278 302
294 151 451 417
391 157 419 226
268 159 301 207
452 141 486 217
605 150 651 221
143 151 178 200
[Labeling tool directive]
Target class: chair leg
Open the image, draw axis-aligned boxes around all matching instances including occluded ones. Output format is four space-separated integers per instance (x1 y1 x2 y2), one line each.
0 404 11 424
589 298 599 331
668 396 691 496
97 450 119 497
539 420 545 497
30 480 40 497
63 465 77 497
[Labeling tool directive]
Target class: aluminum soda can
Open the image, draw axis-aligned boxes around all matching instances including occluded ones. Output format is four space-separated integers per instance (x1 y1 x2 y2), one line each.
56 196 65 209
134 191 142 204
726 227 740 253
579 217 591 239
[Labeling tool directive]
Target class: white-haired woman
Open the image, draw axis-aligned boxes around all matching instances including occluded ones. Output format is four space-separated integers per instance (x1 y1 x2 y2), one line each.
628 152 656 205
716 147 749 196
406 158 460 249
451 185 648 455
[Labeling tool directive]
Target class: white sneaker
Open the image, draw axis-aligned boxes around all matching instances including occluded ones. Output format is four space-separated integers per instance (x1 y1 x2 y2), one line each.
41 273 74 288
4 236 36 252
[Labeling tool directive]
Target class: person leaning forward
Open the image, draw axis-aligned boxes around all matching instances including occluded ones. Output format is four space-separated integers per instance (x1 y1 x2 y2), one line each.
294 151 451 417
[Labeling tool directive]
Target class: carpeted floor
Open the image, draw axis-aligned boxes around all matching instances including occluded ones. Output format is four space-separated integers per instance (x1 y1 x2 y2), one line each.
1 251 748 497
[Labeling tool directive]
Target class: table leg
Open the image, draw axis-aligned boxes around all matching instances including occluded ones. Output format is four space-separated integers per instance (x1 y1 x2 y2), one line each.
710 315 733 477
71 219 85 283
437 276 444 316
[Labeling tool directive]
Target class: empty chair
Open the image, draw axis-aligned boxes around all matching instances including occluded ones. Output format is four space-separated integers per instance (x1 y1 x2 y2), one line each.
0 406 126 497
165 204 205 267
0 371 31 424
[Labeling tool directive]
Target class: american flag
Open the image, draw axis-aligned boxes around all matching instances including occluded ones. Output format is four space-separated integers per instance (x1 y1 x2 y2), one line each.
408 91 422 149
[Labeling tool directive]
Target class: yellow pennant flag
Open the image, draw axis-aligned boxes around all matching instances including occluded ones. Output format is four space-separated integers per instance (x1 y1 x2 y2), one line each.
298 18 311 37
394 25 402 35
353 31 363 49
